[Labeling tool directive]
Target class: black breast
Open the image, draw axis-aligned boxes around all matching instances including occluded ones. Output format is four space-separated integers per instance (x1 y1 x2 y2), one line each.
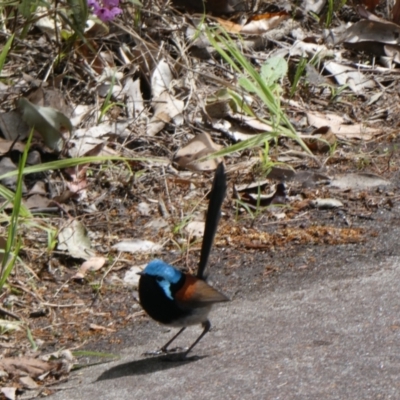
138 274 190 325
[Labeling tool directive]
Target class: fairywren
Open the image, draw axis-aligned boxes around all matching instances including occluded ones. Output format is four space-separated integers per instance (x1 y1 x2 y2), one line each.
138 163 228 358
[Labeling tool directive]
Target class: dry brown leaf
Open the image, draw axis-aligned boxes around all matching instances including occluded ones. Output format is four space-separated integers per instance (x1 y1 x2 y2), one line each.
72 256 107 280
0 111 30 141
304 126 337 153
19 375 39 389
57 219 95 260
0 138 26 154
306 111 380 140
1 387 16 400
330 173 391 190
185 220 205 239
215 18 243 33
28 181 47 196
51 190 78 204
323 61 375 93
341 20 400 50
68 133 118 158
130 42 159 76
241 12 289 35
174 132 223 171
123 77 144 118
0 157 27 192
63 147 105 199
147 91 184 136
112 240 162 253
75 40 107 75
27 87 72 116
216 12 289 35
151 59 173 98
205 99 232 118
0 357 53 378
24 194 51 210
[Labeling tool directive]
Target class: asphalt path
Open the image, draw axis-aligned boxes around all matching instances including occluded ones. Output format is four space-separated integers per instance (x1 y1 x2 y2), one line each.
49 254 400 400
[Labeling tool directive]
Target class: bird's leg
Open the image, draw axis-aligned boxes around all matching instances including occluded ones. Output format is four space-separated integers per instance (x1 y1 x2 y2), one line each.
183 320 211 357
160 321 211 361
160 327 186 353
143 327 187 356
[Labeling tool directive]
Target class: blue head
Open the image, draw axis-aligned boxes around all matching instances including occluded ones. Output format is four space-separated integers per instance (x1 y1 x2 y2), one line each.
140 259 183 300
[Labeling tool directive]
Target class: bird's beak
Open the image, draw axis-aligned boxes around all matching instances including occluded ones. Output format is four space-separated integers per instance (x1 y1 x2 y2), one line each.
137 271 143 276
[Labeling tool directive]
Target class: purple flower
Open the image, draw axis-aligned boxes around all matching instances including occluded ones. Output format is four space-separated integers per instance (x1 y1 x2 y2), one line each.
87 0 122 22
95 6 122 21
88 0 100 12
103 0 120 8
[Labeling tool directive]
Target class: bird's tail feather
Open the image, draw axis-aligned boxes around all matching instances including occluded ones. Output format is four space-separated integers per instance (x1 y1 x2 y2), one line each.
197 163 227 280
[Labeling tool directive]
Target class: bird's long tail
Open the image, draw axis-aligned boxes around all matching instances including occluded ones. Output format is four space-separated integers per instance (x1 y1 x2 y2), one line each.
197 163 227 280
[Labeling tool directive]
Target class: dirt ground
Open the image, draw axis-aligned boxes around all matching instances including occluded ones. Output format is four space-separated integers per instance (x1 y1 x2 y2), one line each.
75 137 400 358
3 1 400 396
43 140 400 399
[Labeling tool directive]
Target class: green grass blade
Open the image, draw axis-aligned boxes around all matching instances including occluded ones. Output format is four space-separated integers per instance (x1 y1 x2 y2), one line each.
0 130 32 290
0 34 14 74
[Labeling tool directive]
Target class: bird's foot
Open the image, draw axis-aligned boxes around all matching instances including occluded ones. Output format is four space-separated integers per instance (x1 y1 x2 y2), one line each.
142 346 187 357
161 346 187 354
142 349 164 356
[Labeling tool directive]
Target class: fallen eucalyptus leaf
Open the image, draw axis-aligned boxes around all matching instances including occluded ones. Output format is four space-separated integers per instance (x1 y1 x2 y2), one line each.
1 387 16 400
0 357 53 378
311 198 344 209
112 239 162 253
72 256 107 280
330 173 391 190
20 375 39 389
174 132 222 171
147 91 184 136
185 220 205 239
57 219 95 259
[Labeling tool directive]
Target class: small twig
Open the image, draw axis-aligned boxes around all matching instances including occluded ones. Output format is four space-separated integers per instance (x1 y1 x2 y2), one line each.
158 195 170 218
382 149 395 174
41 302 85 308
30 207 60 214
0 305 21 320
161 165 172 215
42 322 80 330
90 253 121 307
99 253 121 286
47 201 73 218
14 281 45 302
126 310 146 320
53 278 72 299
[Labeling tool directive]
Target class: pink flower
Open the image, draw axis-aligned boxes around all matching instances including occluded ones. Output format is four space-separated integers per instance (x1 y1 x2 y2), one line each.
95 6 122 21
87 0 122 22
103 0 120 8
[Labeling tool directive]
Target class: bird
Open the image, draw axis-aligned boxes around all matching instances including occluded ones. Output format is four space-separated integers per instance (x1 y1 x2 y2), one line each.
138 163 228 359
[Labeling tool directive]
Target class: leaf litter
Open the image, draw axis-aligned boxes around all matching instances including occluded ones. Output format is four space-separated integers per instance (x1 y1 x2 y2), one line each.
0 0 400 395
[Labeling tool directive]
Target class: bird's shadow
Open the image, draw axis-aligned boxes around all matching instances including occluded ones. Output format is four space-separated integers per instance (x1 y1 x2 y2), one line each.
96 352 206 381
